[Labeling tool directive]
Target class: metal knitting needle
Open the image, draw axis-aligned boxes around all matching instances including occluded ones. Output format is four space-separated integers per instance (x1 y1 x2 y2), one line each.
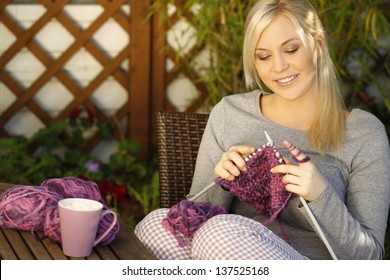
265 131 338 260
299 197 338 260
189 181 216 201
264 130 273 147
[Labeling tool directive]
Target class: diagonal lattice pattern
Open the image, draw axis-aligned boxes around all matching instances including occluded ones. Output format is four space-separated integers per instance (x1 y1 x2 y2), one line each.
0 0 131 153
163 1 210 113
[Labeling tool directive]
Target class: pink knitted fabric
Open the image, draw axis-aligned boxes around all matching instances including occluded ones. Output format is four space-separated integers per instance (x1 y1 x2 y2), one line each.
0 177 119 245
215 146 295 224
163 142 294 247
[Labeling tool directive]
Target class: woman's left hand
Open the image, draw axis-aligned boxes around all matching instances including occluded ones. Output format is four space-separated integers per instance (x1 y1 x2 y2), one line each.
270 140 327 202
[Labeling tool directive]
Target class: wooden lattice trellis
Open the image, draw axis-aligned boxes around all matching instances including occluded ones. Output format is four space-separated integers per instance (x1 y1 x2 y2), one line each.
0 0 213 158
162 0 210 113
0 0 159 157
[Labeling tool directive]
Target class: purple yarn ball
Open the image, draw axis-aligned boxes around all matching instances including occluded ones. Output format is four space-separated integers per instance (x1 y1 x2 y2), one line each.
0 177 119 246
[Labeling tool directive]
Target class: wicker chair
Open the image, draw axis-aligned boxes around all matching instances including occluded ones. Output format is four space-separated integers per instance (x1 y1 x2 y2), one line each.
156 111 209 208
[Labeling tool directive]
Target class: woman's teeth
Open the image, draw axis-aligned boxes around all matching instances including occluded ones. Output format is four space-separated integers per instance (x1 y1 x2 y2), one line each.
277 75 296 83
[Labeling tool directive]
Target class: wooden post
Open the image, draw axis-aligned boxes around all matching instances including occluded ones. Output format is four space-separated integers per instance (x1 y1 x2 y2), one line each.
129 0 152 159
150 7 167 149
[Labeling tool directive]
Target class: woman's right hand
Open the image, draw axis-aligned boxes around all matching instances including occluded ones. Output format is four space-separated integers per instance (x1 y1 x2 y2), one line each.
214 145 256 181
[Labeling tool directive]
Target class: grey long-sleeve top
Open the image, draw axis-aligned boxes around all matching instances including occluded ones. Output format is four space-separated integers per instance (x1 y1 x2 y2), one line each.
187 91 390 260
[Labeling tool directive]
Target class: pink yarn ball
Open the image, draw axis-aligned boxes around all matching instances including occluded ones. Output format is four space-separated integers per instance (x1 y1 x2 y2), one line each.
0 177 119 245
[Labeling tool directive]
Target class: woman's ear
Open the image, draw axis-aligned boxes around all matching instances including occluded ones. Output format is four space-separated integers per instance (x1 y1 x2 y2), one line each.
313 36 325 64
318 36 325 48
315 36 325 55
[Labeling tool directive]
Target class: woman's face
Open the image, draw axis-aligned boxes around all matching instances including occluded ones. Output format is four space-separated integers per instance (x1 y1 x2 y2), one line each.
254 15 317 102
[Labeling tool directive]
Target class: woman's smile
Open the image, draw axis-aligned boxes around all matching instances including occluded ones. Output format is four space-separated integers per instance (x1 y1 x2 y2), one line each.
274 74 298 86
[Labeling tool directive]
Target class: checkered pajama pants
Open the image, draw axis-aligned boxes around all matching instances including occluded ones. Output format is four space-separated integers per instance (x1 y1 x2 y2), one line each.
134 208 308 260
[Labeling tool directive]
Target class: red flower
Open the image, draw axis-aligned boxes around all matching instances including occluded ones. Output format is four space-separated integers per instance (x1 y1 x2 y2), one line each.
86 108 95 124
77 174 89 181
99 179 130 203
69 107 81 119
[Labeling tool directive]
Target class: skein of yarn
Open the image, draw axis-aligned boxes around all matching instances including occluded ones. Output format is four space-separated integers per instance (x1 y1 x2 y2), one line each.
0 177 119 245
162 200 226 247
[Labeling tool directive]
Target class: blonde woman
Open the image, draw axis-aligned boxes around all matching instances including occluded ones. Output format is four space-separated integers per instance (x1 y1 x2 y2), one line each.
135 0 390 260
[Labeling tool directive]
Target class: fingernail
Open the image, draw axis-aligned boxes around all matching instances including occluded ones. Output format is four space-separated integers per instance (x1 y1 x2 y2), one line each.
284 140 293 149
270 168 274 173
242 167 247 172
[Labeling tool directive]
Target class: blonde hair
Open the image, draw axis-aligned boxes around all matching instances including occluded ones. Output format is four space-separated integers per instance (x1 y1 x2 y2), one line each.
243 0 346 154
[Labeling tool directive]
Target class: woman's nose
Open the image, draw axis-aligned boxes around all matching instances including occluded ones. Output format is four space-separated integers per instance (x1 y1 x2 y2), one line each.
273 54 288 72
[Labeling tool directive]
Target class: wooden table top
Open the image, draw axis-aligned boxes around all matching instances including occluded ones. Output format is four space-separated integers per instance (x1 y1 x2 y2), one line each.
0 182 155 260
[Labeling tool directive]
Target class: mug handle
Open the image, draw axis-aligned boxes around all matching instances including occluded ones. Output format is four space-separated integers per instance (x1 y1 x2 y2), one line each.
94 209 117 246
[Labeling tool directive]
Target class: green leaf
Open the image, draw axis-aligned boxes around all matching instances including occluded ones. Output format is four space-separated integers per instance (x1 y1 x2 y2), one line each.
118 139 142 154
0 138 24 153
30 121 68 151
96 120 111 138
64 149 88 166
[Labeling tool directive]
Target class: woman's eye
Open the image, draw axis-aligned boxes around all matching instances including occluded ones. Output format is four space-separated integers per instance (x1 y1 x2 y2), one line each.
286 47 299 54
258 55 270 61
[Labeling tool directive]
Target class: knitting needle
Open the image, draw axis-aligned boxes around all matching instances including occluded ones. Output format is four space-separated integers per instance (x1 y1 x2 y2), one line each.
265 131 338 260
189 181 216 201
264 131 273 147
299 197 338 260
